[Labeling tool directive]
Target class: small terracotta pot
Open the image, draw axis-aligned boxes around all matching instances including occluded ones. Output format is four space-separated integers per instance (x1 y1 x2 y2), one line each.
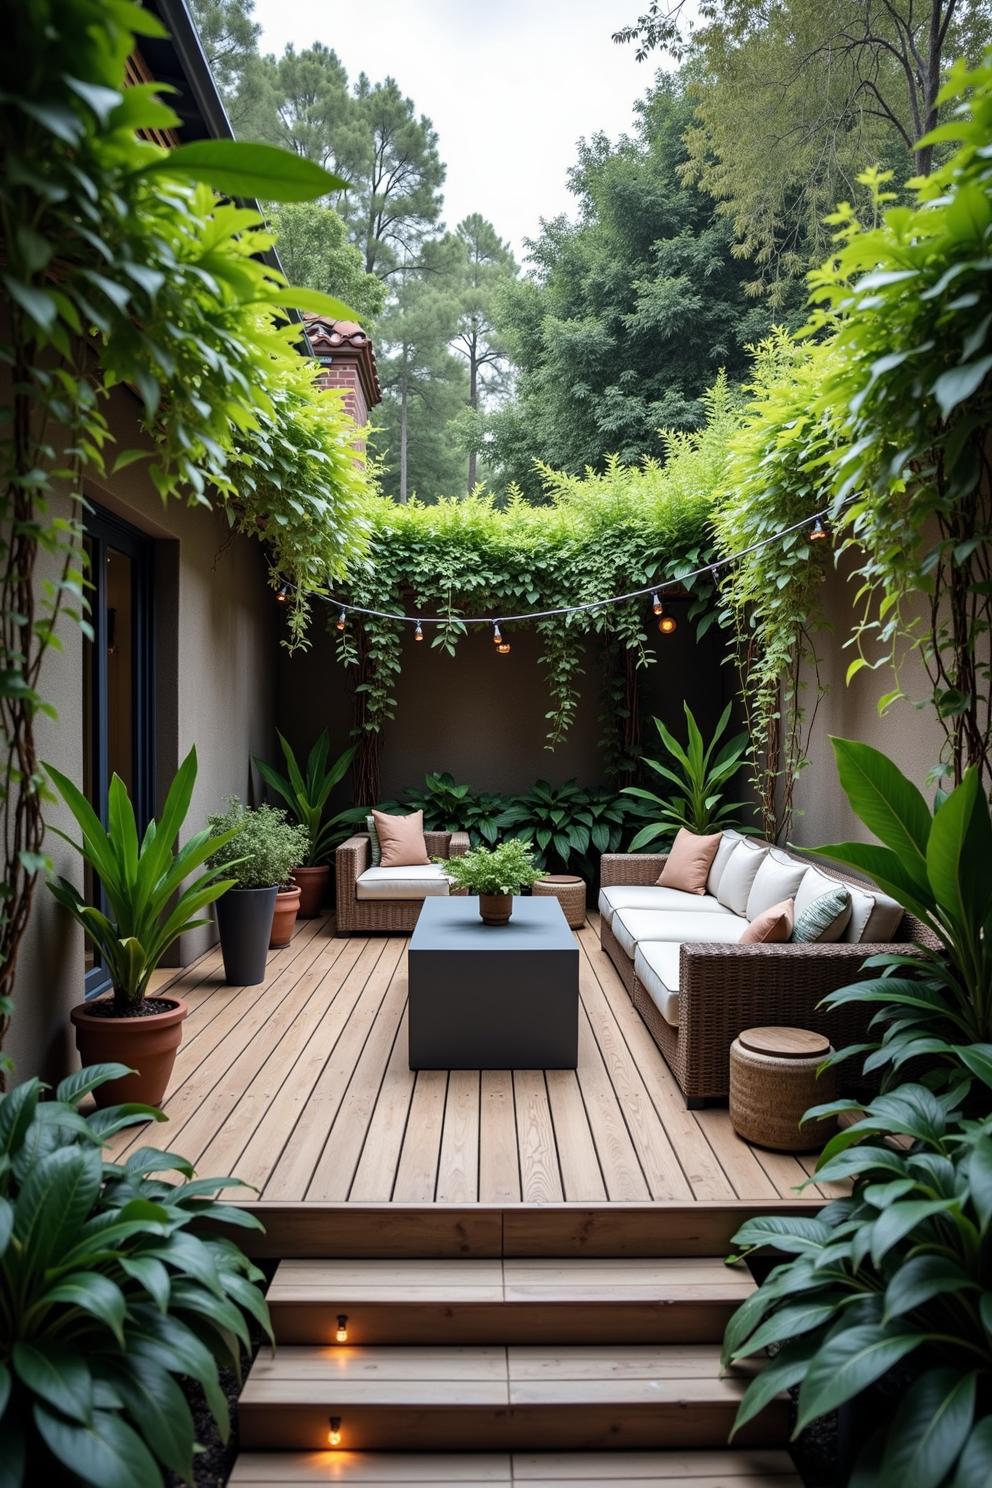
70 996 188 1109
270 885 302 948
293 864 330 918
479 892 513 926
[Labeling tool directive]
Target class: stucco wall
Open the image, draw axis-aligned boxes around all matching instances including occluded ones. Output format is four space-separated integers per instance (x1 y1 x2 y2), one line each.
8 386 277 1084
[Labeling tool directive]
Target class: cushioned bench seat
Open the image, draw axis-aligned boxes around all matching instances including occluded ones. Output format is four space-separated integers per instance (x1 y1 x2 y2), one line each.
633 941 681 1027
597 884 736 925
355 864 452 900
610 906 749 958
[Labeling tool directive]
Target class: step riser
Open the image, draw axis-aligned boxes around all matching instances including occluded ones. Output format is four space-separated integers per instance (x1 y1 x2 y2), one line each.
269 1299 743 1346
239 1400 788 1453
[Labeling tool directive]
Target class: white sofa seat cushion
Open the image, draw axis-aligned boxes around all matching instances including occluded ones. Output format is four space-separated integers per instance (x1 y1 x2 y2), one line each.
611 907 749 958
598 884 734 926
706 830 742 896
634 942 681 1027
746 849 809 920
356 864 451 900
717 839 770 915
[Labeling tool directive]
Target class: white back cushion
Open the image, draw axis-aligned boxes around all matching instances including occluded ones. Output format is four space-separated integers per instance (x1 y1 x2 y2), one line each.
746 849 809 920
843 883 903 943
706 831 742 897
794 867 853 942
716 839 769 915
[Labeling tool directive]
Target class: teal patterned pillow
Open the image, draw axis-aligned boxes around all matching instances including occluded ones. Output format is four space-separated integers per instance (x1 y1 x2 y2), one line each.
366 813 382 866
792 886 851 943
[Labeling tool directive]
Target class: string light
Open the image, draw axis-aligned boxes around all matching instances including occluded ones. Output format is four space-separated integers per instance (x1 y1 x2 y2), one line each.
810 516 828 541
336 607 347 631
328 1416 342 1448
275 581 290 603
335 1314 348 1344
414 620 424 642
492 622 503 645
497 639 511 655
650 591 663 615
657 609 677 636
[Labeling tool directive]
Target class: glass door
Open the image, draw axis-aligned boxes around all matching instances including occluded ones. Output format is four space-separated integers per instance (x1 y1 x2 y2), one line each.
82 506 155 994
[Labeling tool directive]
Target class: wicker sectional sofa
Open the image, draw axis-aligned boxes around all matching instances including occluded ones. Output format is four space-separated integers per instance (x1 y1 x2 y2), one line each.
335 830 470 934
599 834 937 1106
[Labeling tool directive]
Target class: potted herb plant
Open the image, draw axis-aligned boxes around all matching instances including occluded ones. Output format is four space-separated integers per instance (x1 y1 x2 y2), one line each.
206 799 310 983
254 730 356 917
45 747 239 1107
441 838 541 925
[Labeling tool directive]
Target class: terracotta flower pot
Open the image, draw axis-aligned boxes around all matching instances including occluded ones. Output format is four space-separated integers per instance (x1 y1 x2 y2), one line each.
479 892 513 926
292 864 330 918
70 996 188 1109
270 885 302 948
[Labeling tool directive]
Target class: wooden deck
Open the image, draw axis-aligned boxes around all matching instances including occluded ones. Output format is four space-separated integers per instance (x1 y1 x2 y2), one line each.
122 911 837 1220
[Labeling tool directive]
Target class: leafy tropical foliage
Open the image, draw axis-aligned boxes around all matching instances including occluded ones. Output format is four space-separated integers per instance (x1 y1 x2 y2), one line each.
440 839 542 897
725 1082 992 1485
254 731 357 865
809 738 992 1090
379 772 509 846
44 749 238 1015
622 701 752 849
0 1065 272 1487
206 801 310 890
499 780 629 873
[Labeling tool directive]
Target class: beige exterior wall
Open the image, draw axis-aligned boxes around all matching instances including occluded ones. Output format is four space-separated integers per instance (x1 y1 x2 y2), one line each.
8 386 277 1084
790 558 946 848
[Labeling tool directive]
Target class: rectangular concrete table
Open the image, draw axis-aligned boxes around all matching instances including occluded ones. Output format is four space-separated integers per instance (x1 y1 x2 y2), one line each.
408 895 579 1069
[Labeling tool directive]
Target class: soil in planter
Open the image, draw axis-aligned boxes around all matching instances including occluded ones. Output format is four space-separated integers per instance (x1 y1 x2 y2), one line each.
83 997 178 1018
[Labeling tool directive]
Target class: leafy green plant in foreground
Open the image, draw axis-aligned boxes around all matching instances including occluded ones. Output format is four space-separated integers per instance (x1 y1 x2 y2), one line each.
254 731 357 864
440 839 542 896
725 1080 992 1484
0 1065 272 1487
206 799 310 890
44 748 238 1014
622 701 753 849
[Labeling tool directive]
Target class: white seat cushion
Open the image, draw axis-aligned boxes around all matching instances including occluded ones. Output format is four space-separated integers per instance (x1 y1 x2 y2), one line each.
598 884 733 926
794 867 853 942
717 839 770 915
745 848 809 920
634 941 682 1027
843 882 903 943
706 831 742 896
356 864 451 901
611 907 749 958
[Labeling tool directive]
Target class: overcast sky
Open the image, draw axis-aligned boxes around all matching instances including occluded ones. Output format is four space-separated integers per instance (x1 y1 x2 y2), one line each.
250 0 682 263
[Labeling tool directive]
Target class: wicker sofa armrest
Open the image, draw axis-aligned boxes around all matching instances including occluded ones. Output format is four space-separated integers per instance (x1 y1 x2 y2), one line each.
448 831 471 858
336 834 370 893
600 852 667 887
424 831 451 858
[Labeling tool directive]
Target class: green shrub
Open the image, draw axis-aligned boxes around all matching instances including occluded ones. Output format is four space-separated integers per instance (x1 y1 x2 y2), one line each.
499 779 628 870
0 1065 272 1487
206 800 310 889
440 839 542 896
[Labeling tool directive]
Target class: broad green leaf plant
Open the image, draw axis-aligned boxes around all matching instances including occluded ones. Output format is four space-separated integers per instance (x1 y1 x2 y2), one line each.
44 748 237 1015
622 700 753 849
498 779 629 874
0 1066 272 1488
0 0 373 1065
254 731 357 866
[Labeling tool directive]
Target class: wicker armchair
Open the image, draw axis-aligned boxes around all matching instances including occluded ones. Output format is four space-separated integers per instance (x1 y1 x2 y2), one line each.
335 830 470 934
598 851 938 1106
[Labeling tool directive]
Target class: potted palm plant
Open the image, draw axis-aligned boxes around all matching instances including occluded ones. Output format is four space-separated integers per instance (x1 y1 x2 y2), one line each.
441 839 541 925
45 747 239 1107
206 799 310 983
254 730 357 917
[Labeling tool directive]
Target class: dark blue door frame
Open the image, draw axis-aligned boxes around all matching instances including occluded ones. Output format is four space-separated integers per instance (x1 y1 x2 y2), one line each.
83 503 155 997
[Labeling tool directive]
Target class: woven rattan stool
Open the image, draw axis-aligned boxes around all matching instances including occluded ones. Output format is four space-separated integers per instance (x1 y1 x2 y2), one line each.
729 1026 836 1152
533 875 586 930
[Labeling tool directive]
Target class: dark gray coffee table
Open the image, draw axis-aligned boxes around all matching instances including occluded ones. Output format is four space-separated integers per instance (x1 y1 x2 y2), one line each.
408 895 579 1069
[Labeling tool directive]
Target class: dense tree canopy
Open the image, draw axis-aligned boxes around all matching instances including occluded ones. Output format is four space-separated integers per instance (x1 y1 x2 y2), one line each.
266 202 385 324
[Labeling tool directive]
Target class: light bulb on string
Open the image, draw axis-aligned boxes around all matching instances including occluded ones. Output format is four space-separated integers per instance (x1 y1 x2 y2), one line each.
497 640 511 655
335 1314 348 1344
650 591 663 615
656 601 677 636
336 607 347 631
492 622 502 646
810 516 828 542
414 620 424 642
275 581 290 604
328 1416 342 1448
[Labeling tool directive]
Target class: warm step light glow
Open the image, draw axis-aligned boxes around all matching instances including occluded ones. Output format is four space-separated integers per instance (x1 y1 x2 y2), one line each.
335 1313 348 1343
328 1415 342 1447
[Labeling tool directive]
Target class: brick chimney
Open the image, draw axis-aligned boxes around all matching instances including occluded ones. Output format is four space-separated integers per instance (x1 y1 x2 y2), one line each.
303 317 381 436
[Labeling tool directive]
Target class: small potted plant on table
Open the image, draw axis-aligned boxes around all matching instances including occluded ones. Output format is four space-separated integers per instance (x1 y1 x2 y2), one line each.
441 838 541 924
254 730 357 917
206 800 311 983
45 747 239 1107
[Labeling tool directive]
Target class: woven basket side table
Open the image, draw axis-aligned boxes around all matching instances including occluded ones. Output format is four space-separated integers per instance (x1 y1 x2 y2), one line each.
729 1026 836 1153
533 875 586 930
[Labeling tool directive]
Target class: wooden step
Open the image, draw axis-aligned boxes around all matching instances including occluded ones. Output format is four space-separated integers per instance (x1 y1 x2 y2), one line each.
238 1343 786 1452
267 1257 755 1345
230 1447 803 1484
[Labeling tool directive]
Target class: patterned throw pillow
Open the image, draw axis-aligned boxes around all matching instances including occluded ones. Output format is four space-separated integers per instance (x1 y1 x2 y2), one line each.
792 886 852 944
366 813 382 866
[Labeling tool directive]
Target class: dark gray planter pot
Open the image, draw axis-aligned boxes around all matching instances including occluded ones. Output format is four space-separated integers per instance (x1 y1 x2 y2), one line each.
215 885 278 986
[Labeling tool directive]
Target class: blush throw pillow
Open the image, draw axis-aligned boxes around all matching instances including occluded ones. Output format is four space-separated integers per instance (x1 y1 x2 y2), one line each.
658 828 722 895
372 808 430 868
741 897 795 944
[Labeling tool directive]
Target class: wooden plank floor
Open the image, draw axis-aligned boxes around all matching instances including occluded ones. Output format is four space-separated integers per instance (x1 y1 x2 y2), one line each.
107 913 834 1206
